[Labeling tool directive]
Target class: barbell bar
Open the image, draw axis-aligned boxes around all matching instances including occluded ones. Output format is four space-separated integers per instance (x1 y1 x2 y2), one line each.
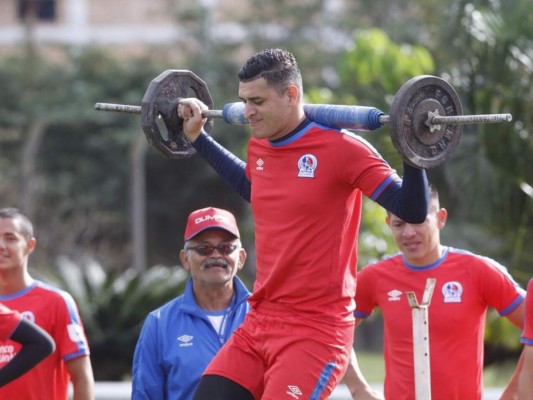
94 70 513 168
94 102 511 129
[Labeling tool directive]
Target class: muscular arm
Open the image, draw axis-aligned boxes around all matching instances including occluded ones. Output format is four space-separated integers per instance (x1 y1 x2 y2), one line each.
504 301 525 329
0 319 55 387
375 163 429 224
498 301 526 399
342 319 384 400
500 348 524 400
67 356 94 400
518 346 533 399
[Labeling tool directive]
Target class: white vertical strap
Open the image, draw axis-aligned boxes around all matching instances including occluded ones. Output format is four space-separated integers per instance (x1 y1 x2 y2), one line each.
406 278 436 400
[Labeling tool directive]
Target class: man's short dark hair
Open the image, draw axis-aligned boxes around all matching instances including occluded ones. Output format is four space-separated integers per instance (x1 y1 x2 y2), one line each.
238 48 302 95
0 208 34 240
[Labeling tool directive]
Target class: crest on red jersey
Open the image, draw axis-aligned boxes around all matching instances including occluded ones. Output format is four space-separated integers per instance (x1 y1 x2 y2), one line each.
297 154 318 178
442 281 463 303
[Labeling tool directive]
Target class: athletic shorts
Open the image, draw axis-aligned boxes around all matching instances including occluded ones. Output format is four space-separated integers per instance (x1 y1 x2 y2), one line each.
203 301 355 400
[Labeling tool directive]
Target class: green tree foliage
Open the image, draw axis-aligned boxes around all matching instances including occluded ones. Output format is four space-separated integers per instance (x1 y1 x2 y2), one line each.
36 258 188 380
340 28 435 96
333 2 532 363
1 0 530 379
0 48 251 274
0 49 254 380
335 28 436 172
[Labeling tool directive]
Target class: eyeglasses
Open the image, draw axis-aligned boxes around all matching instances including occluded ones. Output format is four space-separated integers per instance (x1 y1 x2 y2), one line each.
185 243 238 256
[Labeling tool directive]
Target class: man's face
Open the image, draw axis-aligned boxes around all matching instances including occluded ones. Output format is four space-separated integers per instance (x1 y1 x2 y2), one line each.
386 206 447 267
181 229 246 287
238 77 299 141
0 218 35 272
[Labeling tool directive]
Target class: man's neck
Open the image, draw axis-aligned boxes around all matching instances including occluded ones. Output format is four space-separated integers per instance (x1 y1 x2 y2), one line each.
0 269 34 295
404 245 445 268
194 284 235 312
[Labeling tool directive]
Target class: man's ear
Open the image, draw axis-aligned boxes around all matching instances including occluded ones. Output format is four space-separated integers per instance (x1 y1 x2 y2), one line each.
179 249 191 272
237 248 247 271
437 208 448 229
287 84 299 104
26 237 37 255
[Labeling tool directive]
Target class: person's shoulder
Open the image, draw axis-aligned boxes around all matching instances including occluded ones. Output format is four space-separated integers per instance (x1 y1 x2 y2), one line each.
32 280 75 302
445 247 516 279
308 124 361 142
234 276 252 298
446 247 477 257
149 293 185 317
360 252 403 273
446 247 503 267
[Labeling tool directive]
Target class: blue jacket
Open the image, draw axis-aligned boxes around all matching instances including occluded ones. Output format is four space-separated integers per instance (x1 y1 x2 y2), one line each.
131 276 251 400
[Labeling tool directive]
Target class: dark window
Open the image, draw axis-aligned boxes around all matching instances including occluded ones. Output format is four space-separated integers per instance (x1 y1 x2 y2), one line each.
19 0 56 21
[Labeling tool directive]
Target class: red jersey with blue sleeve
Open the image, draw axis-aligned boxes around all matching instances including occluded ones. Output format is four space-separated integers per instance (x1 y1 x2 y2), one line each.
245 122 400 324
521 278 533 346
354 247 524 400
0 303 21 342
0 280 90 400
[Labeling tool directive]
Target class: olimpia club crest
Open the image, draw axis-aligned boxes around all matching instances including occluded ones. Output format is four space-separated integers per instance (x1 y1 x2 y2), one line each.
442 281 463 303
297 154 318 178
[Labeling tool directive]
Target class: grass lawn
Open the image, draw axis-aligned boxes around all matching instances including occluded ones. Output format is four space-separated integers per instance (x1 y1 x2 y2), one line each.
356 351 519 388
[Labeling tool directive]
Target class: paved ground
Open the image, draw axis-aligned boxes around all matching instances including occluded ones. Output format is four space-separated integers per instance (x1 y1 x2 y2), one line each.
329 384 503 399
77 382 505 399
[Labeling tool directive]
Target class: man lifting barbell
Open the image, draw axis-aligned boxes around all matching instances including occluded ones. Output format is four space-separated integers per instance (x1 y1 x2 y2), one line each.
95 48 511 400
174 48 431 400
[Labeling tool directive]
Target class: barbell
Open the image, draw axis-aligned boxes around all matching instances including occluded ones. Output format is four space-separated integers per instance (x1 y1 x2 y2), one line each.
94 69 512 168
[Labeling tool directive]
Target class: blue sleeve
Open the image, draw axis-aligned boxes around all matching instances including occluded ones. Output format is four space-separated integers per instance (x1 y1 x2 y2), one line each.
132 316 165 400
375 163 429 223
353 310 372 319
191 132 251 202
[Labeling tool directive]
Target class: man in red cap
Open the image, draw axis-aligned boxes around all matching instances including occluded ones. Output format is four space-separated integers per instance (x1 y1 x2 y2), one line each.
132 207 251 400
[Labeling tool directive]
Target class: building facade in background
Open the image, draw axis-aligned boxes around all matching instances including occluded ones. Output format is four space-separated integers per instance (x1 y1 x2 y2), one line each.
0 0 250 55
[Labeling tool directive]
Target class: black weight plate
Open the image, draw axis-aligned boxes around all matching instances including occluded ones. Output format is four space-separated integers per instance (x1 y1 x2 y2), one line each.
141 70 214 159
389 75 463 168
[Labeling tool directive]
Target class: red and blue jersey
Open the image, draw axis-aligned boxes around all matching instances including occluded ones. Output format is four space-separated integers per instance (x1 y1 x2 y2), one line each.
521 278 533 346
245 122 400 324
355 247 524 400
0 280 90 400
0 303 21 342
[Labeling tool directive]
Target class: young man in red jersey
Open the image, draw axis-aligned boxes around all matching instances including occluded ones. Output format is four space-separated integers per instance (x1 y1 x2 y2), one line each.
344 185 525 400
0 208 94 399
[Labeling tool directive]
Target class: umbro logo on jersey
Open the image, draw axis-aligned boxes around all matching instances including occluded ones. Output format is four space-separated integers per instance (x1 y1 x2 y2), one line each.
177 334 194 347
286 385 303 399
256 158 264 170
387 289 402 301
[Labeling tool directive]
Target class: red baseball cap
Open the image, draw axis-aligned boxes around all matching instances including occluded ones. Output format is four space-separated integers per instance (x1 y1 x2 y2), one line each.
184 207 240 241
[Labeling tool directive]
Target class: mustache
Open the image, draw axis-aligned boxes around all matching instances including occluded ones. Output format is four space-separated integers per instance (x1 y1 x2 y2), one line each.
202 257 229 269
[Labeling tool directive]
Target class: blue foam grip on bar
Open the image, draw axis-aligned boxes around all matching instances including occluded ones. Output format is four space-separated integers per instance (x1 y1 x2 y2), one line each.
222 102 250 125
303 104 385 131
222 102 385 131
